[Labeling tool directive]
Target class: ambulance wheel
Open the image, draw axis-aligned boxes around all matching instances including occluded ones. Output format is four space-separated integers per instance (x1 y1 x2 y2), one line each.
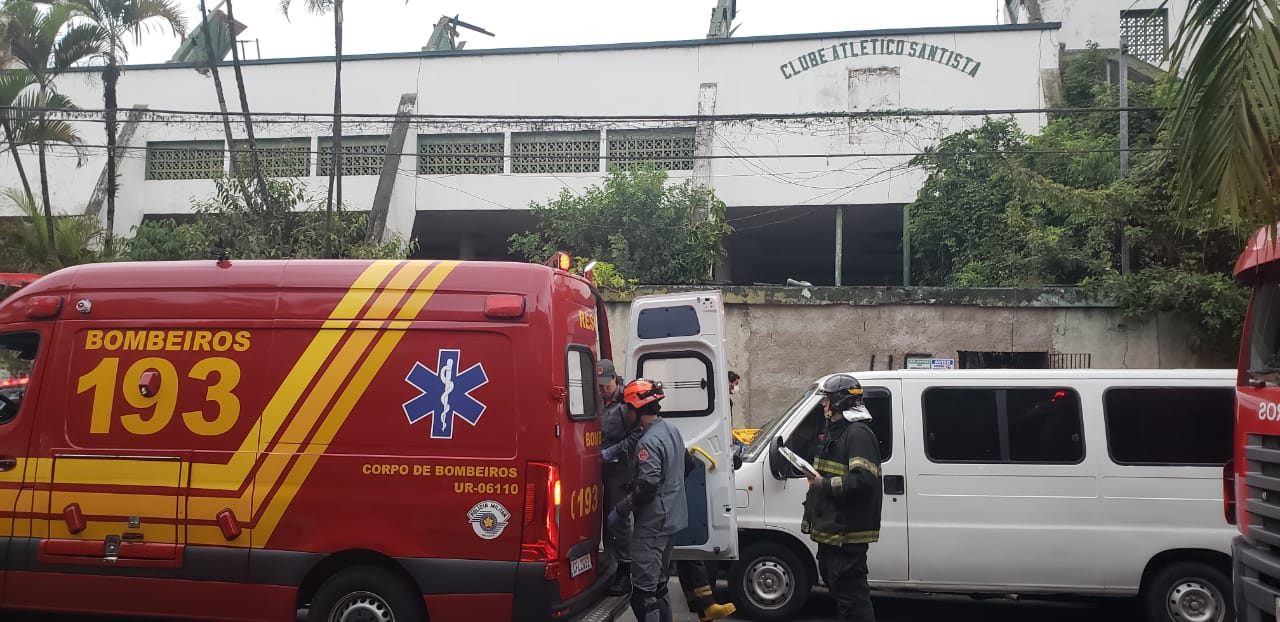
308 565 427 622
729 541 810 621
1142 560 1231 622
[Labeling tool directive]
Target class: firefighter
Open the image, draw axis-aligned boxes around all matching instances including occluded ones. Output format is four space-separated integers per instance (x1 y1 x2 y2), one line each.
597 359 639 596
802 373 884 622
676 560 736 622
607 379 686 622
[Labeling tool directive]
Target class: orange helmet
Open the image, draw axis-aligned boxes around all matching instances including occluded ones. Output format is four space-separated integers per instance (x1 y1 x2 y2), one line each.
623 379 664 410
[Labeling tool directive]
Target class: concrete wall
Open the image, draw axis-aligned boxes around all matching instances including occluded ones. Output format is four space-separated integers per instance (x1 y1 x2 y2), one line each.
0 24 1061 243
601 286 1232 429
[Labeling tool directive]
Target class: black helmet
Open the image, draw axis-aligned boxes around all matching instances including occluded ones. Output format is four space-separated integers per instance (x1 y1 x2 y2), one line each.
820 374 864 412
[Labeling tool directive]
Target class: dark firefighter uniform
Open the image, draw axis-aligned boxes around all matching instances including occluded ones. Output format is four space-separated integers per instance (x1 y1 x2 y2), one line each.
599 359 639 596
802 373 884 622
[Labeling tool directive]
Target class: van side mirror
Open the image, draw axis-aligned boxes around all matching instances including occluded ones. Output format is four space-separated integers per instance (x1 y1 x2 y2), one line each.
769 435 802 480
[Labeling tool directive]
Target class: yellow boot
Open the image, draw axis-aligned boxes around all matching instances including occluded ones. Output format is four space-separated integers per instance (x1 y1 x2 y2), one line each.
700 602 736 621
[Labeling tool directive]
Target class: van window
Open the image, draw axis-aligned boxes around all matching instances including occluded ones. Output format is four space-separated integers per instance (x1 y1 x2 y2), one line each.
784 388 894 463
566 346 597 421
1103 387 1233 465
0 332 40 425
864 389 894 461
635 352 714 418
923 387 1084 464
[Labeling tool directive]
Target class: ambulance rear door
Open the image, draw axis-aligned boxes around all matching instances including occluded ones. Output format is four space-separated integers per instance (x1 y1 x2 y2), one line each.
626 291 737 560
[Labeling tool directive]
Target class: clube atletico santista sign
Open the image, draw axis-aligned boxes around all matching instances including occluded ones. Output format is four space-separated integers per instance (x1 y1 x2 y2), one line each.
778 36 984 80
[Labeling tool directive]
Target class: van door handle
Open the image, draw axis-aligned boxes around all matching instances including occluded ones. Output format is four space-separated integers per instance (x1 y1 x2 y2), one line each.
0 456 16 472
884 475 905 495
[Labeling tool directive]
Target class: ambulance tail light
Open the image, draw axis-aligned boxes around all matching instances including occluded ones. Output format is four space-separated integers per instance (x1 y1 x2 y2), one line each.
521 462 561 578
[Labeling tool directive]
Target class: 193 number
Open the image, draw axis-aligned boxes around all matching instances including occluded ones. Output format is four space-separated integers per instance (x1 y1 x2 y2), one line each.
569 484 600 520
77 356 242 436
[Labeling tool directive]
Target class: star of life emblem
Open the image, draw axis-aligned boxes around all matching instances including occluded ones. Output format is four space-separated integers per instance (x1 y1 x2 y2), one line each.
403 349 489 439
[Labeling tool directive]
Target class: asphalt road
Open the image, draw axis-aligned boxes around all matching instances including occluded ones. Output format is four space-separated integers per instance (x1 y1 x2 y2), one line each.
9 581 1140 622
614 578 1140 622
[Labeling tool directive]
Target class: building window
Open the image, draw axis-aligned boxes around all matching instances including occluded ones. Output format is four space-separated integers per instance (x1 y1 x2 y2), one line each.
145 140 224 181
418 133 504 175
1103 387 1233 465
231 138 311 178
512 131 600 174
317 135 388 177
607 128 696 171
923 387 1084 464
1121 8 1169 65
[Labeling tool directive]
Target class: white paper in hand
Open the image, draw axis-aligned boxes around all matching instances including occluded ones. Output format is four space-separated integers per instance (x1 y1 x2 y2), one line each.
778 446 820 478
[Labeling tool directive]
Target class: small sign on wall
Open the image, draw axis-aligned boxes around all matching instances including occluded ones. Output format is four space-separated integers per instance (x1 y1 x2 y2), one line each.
906 357 954 369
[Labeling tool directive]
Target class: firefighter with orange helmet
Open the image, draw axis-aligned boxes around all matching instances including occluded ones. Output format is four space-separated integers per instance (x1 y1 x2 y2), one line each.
607 378 686 622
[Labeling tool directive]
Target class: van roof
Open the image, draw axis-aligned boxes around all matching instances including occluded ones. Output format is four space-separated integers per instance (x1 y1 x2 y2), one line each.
0 259 587 323
809 368 1237 385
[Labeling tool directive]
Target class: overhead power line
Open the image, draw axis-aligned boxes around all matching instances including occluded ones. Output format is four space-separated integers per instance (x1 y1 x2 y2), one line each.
36 141 1171 161
0 105 1169 123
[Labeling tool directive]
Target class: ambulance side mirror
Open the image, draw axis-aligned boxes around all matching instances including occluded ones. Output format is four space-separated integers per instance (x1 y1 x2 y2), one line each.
138 370 162 398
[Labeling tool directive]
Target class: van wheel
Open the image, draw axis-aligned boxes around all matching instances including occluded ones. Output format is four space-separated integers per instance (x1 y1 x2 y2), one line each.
307 565 427 622
1142 561 1232 622
729 541 810 621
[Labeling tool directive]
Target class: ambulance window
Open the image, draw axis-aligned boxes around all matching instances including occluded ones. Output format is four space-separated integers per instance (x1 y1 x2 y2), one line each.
566 346 598 421
636 305 700 339
635 352 714 417
0 332 39 425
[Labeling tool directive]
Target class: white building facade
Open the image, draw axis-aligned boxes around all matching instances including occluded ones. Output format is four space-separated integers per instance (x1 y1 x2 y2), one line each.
0 6 1175 285
1003 0 1191 69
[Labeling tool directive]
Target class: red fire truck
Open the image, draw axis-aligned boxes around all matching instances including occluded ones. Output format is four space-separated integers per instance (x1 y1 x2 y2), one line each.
1229 225 1280 621
0 256 738 621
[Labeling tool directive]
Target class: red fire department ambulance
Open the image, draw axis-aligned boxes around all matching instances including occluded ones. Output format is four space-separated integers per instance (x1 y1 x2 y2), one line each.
1229 226 1280 621
0 256 738 621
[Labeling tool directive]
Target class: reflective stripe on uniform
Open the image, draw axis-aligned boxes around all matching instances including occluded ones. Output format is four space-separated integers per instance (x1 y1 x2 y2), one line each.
809 529 880 546
815 458 844 477
848 457 880 477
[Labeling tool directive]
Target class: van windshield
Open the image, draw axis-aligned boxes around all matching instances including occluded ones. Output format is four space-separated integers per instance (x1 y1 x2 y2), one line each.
0 332 40 425
743 383 818 462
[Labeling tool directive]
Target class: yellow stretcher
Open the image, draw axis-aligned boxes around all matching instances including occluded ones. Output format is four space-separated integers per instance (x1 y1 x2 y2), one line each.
732 428 760 446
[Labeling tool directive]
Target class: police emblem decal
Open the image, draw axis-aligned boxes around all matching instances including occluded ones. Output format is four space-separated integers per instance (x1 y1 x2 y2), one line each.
637 448 650 461
403 349 490 439
467 500 512 540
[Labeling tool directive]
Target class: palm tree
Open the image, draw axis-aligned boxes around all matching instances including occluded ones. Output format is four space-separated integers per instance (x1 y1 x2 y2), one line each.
221 0 271 208
0 186 103 272
191 0 256 210
1167 0 1280 230
279 0 341 254
2 0 104 252
44 0 186 255
0 69 37 203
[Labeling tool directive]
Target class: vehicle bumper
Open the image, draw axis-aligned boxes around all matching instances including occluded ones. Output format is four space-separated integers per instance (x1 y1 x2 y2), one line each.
1235 534 1280 621
511 560 630 622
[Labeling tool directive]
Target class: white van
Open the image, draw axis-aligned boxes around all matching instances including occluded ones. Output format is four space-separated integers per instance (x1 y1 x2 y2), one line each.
726 369 1236 622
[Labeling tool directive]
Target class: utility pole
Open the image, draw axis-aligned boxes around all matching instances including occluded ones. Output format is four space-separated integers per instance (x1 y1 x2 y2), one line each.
1118 35 1131 275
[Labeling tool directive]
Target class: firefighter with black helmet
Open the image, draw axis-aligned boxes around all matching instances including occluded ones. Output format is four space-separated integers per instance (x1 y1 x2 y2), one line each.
802 373 884 622
607 378 686 622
